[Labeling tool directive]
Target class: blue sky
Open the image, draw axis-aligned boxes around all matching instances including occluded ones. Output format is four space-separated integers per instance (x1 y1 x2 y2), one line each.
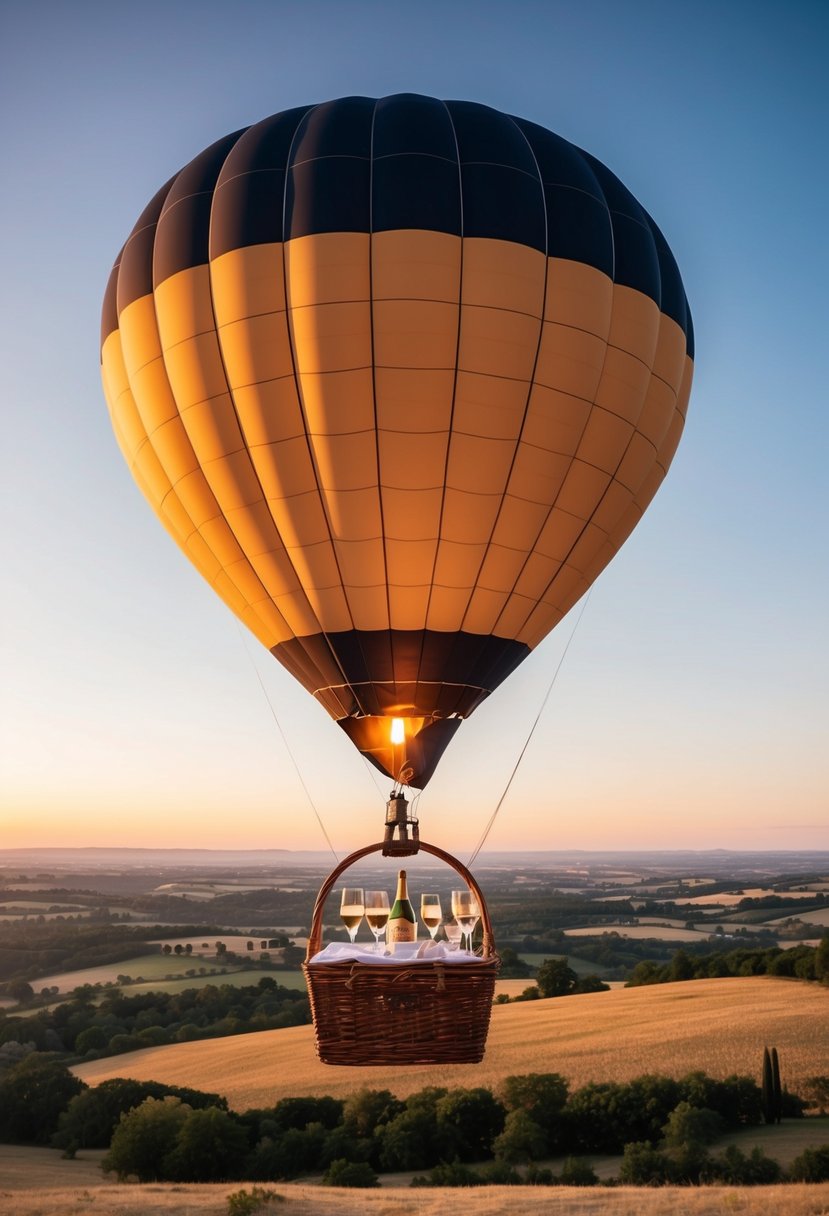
1 0 827 853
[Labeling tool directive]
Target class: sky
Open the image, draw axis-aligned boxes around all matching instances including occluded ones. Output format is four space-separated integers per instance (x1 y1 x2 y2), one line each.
1 0 827 856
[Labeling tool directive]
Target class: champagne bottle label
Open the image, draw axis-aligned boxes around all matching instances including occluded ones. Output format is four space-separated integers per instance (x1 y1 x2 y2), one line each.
387 868 417 945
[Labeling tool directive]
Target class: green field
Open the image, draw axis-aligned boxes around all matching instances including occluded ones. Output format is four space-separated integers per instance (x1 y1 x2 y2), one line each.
36 953 235 993
126 968 308 995
518 952 612 977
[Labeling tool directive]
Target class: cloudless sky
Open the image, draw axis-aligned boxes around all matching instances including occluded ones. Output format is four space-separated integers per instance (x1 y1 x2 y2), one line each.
1 0 827 855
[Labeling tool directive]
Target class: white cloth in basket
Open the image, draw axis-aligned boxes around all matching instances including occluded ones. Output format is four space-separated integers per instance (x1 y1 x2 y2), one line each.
309 940 479 965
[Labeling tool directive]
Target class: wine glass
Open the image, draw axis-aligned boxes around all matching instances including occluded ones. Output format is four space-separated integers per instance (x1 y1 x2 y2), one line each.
340 887 365 945
420 893 442 941
364 889 389 952
451 889 480 953
443 920 463 951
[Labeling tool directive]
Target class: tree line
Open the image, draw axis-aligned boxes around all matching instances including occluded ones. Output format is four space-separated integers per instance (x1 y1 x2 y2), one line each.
0 978 310 1061
627 935 829 987
1 1056 827 1187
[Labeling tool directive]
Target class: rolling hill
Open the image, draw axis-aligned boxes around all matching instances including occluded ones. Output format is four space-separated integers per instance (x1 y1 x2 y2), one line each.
74 976 829 1109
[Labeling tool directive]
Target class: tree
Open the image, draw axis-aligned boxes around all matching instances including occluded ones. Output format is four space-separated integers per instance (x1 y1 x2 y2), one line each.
244 1125 326 1181
270 1095 343 1132
493 1109 547 1163
627 960 660 986
497 948 532 978
668 949 695 982
535 958 578 998
74 1026 108 1055
573 974 610 994
103 1096 191 1181
6 981 34 1005
761 1047 776 1125
557 1156 598 1185
499 1072 568 1151
815 932 829 982
803 1075 829 1113
55 1080 157 1150
165 1106 249 1181
377 1107 437 1172
435 1087 506 1161
341 1088 403 1137
662 1101 724 1147
0 1056 85 1143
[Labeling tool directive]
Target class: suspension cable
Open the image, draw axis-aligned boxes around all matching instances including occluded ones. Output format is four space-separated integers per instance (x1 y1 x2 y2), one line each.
237 628 339 862
467 590 593 867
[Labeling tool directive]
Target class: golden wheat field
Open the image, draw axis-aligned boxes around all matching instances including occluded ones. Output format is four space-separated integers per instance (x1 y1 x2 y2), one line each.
74 977 829 1109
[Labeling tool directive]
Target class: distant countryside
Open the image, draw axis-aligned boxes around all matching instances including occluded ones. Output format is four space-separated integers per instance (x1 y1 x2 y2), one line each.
0 848 828 1214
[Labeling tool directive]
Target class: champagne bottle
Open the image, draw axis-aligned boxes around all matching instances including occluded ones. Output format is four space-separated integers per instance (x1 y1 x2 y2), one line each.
387 869 417 945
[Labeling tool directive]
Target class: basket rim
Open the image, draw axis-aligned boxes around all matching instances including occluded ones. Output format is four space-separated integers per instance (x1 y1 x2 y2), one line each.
304 839 497 961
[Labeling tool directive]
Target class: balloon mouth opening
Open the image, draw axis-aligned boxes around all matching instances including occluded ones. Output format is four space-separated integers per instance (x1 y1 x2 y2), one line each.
337 715 462 788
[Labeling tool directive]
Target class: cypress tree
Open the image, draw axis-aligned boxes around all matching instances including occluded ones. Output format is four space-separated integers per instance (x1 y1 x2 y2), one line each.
771 1046 783 1124
761 1046 775 1125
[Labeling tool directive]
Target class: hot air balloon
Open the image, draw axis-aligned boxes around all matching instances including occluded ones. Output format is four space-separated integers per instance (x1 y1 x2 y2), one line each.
100 94 693 792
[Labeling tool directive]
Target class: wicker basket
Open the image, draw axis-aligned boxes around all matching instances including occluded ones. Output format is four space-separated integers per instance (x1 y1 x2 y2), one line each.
302 840 500 1066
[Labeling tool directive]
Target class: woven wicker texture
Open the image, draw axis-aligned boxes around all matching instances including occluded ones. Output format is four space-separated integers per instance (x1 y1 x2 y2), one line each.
303 841 500 1065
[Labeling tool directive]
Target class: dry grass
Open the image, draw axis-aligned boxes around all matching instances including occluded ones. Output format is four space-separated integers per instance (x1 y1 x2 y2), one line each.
0 1180 827 1216
75 977 829 1110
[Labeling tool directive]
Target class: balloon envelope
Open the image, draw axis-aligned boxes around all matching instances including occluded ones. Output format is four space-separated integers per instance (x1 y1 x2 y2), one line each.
101 95 693 788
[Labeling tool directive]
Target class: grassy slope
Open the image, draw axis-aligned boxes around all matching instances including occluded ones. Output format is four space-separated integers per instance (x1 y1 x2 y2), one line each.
75 976 829 1110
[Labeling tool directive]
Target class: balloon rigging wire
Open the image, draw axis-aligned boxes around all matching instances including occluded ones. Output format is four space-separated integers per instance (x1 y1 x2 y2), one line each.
360 754 392 803
466 590 593 868
237 627 339 863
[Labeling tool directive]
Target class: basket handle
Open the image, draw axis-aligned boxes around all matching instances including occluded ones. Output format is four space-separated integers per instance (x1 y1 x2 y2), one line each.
304 840 496 961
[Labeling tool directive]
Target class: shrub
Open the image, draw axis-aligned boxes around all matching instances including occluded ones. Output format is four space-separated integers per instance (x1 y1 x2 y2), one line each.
787 1145 829 1183
618 1140 675 1185
558 1156 599 1185
226 1187 284 1215
478 1159 523 1184
321 1158 379 1187
270 1094 343 1132
525 1164 554 1184
411 1161 484 1186
711 1144 782 1185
